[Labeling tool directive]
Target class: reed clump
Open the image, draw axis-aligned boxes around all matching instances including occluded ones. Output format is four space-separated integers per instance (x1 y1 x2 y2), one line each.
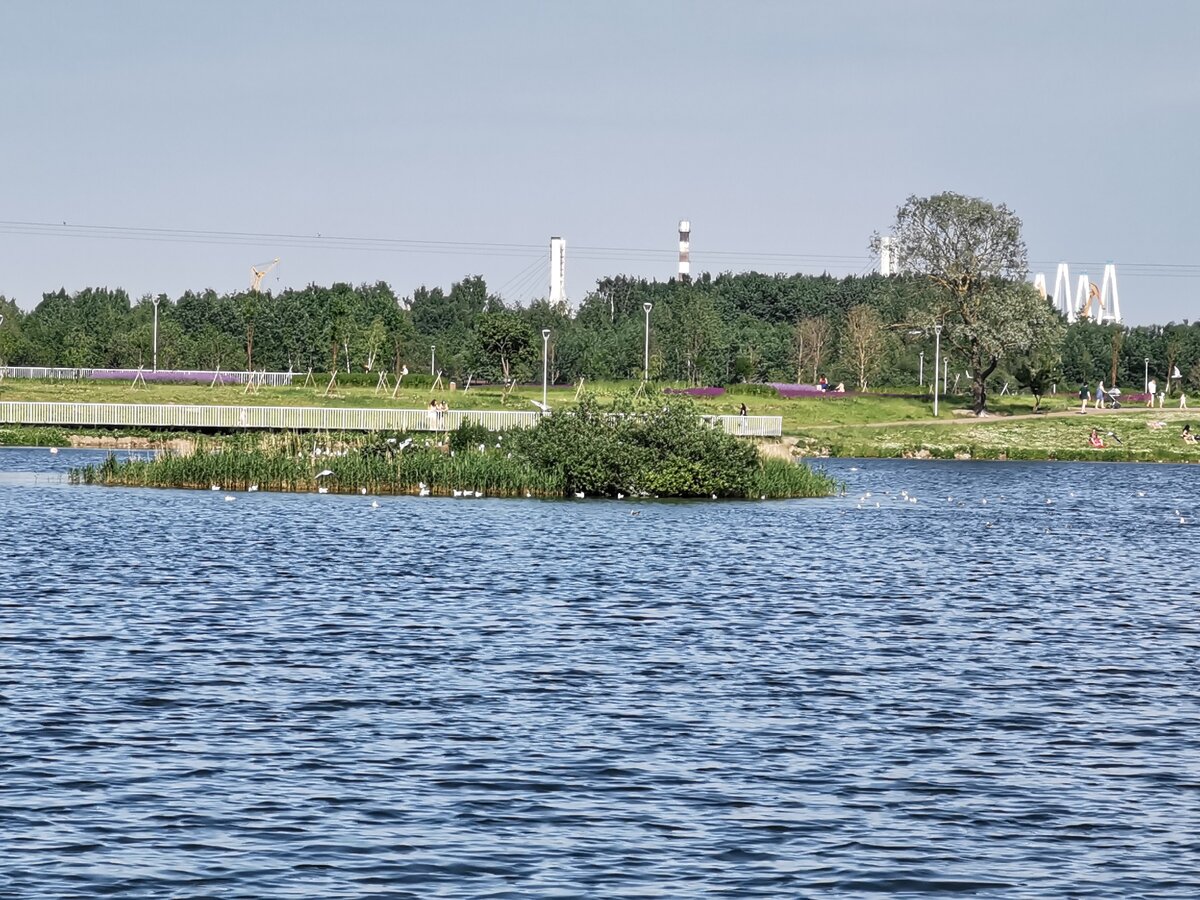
70 398 837 499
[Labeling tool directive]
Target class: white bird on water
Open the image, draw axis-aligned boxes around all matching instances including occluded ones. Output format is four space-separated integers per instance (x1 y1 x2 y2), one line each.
371 500 380 509
223 495 236 502
49 447 58 454
248 484 259 492
318 486 329 494
574 491 585 499
360 487 368 495
210 484 221 491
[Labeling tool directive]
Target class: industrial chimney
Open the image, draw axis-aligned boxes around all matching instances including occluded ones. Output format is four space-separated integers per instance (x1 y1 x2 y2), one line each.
678 220 691 283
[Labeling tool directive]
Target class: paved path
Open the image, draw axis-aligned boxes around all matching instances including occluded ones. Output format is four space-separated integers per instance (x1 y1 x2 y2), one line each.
796 406 1190 431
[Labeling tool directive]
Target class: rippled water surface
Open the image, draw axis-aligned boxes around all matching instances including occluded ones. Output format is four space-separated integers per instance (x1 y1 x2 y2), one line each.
2 448 1198 897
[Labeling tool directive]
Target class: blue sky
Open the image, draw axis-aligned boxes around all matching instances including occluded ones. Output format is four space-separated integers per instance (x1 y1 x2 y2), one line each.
1 1 1196 323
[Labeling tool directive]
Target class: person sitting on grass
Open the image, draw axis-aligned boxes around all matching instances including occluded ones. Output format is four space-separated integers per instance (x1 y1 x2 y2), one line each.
1089 428 1105 449
1184 424 1196 444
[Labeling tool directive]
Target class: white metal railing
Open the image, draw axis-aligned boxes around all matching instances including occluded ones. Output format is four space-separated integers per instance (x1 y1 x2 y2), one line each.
0 367 293 386
703 415 783 437
0 402 781 437
0 401 541 432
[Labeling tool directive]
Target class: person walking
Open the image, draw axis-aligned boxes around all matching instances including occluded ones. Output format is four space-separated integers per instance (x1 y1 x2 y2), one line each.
1080 383 1090 412
1147 377 1157 408
1095 379 1105 410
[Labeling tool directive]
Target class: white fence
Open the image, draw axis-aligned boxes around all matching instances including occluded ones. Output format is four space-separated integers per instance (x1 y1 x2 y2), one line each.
703 415 783 437
0 367 293 386
0 402 541 433
0 402 782 437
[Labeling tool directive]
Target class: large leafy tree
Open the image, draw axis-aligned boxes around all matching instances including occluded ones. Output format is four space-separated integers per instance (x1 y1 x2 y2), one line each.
471 310 534 382
876 192 1064 413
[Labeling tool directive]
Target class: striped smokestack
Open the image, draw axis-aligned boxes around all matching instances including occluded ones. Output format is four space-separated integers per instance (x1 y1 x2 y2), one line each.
678 220 691 282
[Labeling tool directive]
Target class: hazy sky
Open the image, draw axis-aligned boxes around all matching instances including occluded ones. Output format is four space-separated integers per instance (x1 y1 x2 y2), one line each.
2 1 1196 323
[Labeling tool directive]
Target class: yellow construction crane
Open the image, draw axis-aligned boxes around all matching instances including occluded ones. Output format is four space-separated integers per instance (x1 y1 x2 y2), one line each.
249 258 280 292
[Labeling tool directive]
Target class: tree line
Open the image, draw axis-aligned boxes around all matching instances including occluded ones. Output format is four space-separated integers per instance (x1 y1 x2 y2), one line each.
1 195 1197 408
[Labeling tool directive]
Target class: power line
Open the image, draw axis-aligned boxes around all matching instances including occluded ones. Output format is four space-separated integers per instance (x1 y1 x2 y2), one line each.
3 218 1197 280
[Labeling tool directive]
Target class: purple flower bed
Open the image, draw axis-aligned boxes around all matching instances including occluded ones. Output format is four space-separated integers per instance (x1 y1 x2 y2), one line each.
664 386 726 397
766 383 849 399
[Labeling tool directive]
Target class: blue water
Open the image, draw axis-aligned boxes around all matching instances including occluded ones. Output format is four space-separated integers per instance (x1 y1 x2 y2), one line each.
1 448 1198 897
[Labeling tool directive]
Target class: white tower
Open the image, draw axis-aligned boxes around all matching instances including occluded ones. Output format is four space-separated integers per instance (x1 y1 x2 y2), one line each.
678 220 691 282
549 236 566 305
1053 263 1075 323
879 237 896 276
1100 264 1121 323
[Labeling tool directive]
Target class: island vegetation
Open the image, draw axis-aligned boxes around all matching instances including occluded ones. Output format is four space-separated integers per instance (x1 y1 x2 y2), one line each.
69 396 839 500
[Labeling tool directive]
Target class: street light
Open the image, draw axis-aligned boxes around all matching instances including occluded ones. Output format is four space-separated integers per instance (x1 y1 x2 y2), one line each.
932 324 942 417
430 344 436 377
152 296 161 371
541 328 551 406
919 350 924 387
643 302 653 381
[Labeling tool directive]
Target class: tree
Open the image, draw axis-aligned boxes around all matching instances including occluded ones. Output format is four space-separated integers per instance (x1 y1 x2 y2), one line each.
795 316 833 382
842 305 887 391
471 310 534 382
1013 352 1062 412
876 192 1064 413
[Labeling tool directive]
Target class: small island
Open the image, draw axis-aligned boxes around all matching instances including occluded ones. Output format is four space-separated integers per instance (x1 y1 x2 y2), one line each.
69 396 838 500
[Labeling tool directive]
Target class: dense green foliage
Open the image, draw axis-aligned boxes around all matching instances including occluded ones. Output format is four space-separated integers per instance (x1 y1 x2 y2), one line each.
2 189 1197 400
70 400 838 499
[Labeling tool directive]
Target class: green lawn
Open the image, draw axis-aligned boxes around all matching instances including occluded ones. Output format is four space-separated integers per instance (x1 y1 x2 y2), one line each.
3 376 1195 462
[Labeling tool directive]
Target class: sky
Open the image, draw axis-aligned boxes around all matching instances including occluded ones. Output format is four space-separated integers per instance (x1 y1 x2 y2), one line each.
1 0 1196 324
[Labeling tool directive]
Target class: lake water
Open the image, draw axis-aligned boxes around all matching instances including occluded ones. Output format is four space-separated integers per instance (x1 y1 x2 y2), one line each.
1 448 1198 897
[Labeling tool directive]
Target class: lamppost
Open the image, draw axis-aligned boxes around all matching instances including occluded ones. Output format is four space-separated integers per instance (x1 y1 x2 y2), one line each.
642 302 653 381
152 296 161 371
1144 357 1149 393
541 328 551 406
430 345 436 377
919 350 924 387
932 324 942 417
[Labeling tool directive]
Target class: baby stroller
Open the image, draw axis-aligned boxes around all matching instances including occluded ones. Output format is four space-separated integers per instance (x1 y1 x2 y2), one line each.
1103 387 1122 409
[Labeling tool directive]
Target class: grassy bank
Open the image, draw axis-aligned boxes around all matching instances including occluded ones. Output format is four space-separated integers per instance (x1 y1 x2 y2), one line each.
795 411 1200 463
70 401 839 500
8 376 1195 463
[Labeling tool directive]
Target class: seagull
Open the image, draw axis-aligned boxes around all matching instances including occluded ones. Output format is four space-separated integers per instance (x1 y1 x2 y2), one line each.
525 491 532 498
453 489 464 497
617 492 625 500
318 486 329 494
316 469 334 478
224 495 236 502
360 487 367 495
419 486 431 497
531 399 550 412
248 484 259 492
371 500 379 509
49 447 58 455
397 438 412 450
711 494 718 500
574 491 585 499
630 510 641 516
386 437 396 444
210 484 221 491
